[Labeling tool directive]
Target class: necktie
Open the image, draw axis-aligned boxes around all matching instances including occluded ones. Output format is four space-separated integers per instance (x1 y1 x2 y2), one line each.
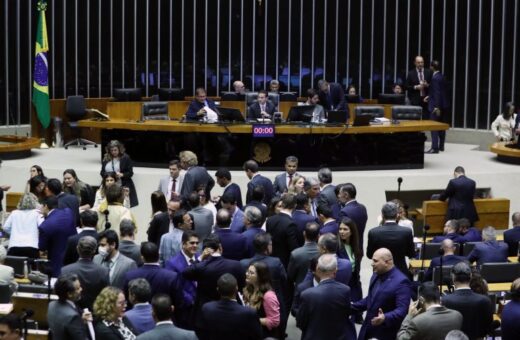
261 104 266 112
288 174 293 188
189 258 196 265
418 70 425 97
171 179 177 201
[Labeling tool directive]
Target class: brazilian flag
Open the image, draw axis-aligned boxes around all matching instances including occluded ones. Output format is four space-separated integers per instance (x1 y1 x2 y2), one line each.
32 1 50 129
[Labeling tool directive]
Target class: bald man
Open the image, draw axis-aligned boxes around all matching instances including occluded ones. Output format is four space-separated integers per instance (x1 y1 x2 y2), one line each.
423 239 466 282
352 248 411 340
406 56 432 118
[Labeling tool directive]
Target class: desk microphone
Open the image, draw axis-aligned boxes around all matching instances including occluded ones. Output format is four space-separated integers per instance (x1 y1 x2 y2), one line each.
397 177 403 196
20 309 34 320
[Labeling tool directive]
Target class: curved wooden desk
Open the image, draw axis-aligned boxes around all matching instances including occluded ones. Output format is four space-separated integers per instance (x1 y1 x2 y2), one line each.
490 142 520 164
0 135 40 159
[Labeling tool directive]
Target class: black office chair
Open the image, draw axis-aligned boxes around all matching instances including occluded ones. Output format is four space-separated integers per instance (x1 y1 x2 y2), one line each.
354 106 385 118
480 262 520 283
5 255 29 276
462 242 481 256
422 243 460 260
64 95 97 150
432 265 455 288
391 105 423 120
245 92 259 107
0 284 12 303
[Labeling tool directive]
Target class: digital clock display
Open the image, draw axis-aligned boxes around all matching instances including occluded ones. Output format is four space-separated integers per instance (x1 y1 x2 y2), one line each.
252 124 275 138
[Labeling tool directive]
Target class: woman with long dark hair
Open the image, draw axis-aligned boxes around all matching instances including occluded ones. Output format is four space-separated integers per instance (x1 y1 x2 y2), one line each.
93 172 130 211
337 217 363 304
62 169 94 210
101 140 138 207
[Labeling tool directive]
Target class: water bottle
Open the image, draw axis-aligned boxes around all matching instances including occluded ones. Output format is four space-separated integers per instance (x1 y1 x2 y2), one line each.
23 260 28 279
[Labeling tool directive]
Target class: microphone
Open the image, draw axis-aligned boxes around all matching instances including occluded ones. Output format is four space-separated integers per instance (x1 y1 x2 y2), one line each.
423 224 430 232
397 177 403 197
420 224 430 276
20 309 34 320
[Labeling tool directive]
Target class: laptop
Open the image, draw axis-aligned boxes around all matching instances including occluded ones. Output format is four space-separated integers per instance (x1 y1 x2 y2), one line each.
287 105 315 123
218 107 245 122
326 110 349 125
352 114 373 127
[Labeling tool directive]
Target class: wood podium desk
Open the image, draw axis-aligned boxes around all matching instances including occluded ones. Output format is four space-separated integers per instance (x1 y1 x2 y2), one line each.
79 118 448 170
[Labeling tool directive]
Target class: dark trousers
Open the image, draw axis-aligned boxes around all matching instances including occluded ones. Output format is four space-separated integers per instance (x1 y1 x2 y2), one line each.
7 247 40 259
430 110 446 150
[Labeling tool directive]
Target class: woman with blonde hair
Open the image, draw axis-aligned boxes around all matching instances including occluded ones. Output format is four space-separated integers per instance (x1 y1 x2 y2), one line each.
93 286 137 339
287 175 305 195
101 140 138 207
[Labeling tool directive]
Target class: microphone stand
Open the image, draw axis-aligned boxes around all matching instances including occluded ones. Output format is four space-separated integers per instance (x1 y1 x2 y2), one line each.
439 248 445 294
397 177 403 199
420 225 430 278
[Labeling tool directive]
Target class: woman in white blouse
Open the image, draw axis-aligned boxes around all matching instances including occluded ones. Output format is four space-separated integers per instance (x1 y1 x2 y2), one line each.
491 102 516 142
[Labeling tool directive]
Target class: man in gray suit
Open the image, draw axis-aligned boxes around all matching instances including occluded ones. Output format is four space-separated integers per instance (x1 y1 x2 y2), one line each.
187 192 214 242
397 281 463 340
317 167 336 208
136 294 197 340
93 229 137 289
47 273 90 339
287 222 320 286
273 156 299 196
61 236 109 310
119 219 143 266
158 160 184 201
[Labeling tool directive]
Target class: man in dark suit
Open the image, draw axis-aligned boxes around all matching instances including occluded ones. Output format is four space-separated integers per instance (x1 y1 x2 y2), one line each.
272 156 299 196
266 194 299 269
304 177 321 218
504 212 520 256
124 242 181 308
467 226 508 265
213 209 248 260
63 210 99 266
165 230 199 330
247 90 276 120
147 200 179 246
423 239 466 282
317 204 339 235
430 219 464 243
457 218 482 243
214 168 243 209
501 277 520 340
183 235 245 330
425 60 450 153
241 206 266 257
38 196 77 277
406 55 432 118
119 219 143 266
338 183 368 251
316 233 352 286
439 166 479 225
288 222 320 287
179 150 215 200
199 273 262 340
45 178 80 226
243 160 274 205
297 254 357 340
367 202 415 277
243 186 268 222
125 278 155 334
397 282 463 340
220 192 246 233
292 193 319 246
61 236 109 310
441 262 494 339
318 79 347 111
352 248 411 340
185 87 220 122
291 257 318 317
317 167 336 208
47 274 90 339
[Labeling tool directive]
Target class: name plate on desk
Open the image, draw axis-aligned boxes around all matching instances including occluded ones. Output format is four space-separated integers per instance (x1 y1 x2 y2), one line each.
252 124 275 138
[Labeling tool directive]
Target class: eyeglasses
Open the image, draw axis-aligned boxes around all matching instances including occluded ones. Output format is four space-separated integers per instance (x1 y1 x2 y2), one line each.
188 241 199 245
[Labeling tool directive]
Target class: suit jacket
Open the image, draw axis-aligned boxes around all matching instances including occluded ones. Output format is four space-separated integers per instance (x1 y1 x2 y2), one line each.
320 220 339 235
460 227 482 243
185 98 219 120
292 210 319 246
247 101 276 119
273 172 299 196
165 251 197 308
242 226 265 257
297 279 356 340
214 228 249 260
397 306 463 340
158 174 184 199
291 277 314 317
57 192 81 226
501 299 520 340
93 252 137 289
406 67 433 106
147 212 170 246
47 300 88 339
431 232 464 244
217 183 243 209
125 303 155 335
339 200 368 252
229 208 246 233
467 240 509 265
190 206 214 242
352 267 411 340
101 153 139 207
428 71 449 114
317 184 337 208
61 258 110 310
287 242 320 286
124 264 180 306
119 240 143 266
200 299 262 340
367 222 415 277
504 226 520 256
180 166 215 200
136 322 197 340
318 82 347 111
38 208 77 277
246 174 274 205
439 175 479 223
266 212 299 268
63 228 99 266
94 316 137 340
442 288 494 339
423 254 467 282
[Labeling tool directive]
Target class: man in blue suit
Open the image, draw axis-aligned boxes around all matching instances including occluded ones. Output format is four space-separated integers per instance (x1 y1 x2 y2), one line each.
243 186 268 222
317 204 339 235
214 168 243 209
292 193 319 246
213 209 248 260
425 60 449 153
318 79 347 112
338 183 368 252
504 212 520 256
424 239 466 281
242 206 265 257
297 254 357 340
467 226 509 265
316 233 352 286
38 196 77 277
124 242 181 309
458 218 482 243
501 278 520 340
200 273 262 340
185 87 220 121
243 160 274 205
353 248 411 340
438 166 479 224
220 192 246 233
272 156 299 196
317 167 336 209
165 230 199 330
431 219 464 243
45 178 80 226
126 278 155 334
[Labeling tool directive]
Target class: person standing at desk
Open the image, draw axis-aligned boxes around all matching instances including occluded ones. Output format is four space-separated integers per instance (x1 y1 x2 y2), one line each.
247 90 276 120
425 60 449 154
317 80 347 112
186 87 219 123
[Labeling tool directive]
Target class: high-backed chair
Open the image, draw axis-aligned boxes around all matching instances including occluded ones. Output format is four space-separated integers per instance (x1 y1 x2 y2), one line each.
0 284 12 303
480 262 520 283
391 105 423 120
64 95 97 150
279 92 298 102
141 102 169 120
354 106 385 118
432 265 454 287
422 242 460 260
245 92 259 107
268 92 280 110
462 242 481 256
5 255 30 276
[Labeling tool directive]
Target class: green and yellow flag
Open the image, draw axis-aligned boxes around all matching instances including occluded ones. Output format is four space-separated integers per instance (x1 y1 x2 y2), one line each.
32 1 50 129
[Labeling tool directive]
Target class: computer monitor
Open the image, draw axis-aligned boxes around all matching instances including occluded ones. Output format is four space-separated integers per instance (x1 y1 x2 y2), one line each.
157 88 185 101
218 107 245 122
287 105 315 123
378 93 405 105
345 94 362 103
220 92 245 101
113 88 142 102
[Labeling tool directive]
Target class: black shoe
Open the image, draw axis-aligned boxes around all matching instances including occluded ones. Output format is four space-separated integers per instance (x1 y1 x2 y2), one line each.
425 149 439 154
439 147 445 151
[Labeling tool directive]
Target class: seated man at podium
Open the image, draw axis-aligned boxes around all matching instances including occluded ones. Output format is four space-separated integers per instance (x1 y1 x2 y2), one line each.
247 90 276 120
186 87 220 123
